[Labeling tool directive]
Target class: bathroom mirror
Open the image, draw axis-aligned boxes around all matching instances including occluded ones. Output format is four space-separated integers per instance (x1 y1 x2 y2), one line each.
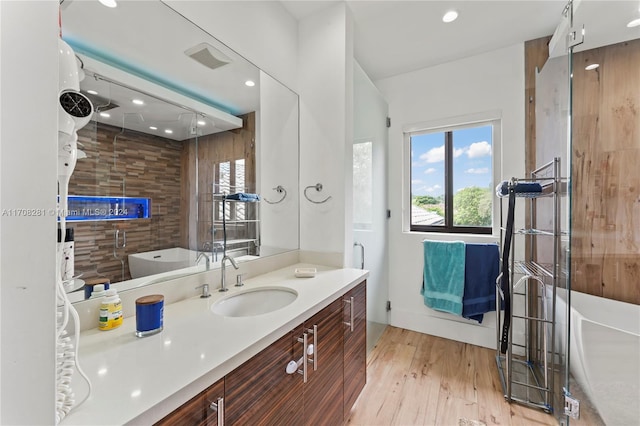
61 0 299 303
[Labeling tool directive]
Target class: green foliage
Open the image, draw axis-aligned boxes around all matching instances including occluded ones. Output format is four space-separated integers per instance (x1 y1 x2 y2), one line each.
453 186 492 226
414 195 435 206
425 205 444 217
413 195 442 206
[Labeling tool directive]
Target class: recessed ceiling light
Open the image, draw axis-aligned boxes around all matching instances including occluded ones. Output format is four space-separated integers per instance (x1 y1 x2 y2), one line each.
132 99 144 105
164 129 173 134
99 112 110 118
87 90 98 95
197 120 206 126
627 18 640 28
442 10 458 23
98 0 117 8
245 80 256 87
585 63 599 71
149 126 158 130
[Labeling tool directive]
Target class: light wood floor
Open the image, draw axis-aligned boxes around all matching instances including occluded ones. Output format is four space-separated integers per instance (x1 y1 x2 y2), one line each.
346 326 558 426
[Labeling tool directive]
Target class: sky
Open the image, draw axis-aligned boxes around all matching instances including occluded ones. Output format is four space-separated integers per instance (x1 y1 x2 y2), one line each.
410 125 492 197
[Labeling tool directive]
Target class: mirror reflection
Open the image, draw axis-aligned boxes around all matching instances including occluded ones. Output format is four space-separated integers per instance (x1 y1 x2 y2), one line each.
61 0 299 303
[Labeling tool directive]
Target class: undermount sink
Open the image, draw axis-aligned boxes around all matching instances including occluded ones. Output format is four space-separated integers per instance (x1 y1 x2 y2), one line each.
211 287 298 317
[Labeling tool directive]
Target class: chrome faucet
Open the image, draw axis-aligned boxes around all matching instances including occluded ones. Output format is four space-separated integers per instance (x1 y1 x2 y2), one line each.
196 252 210 270
220 255 239 292
212 242 224 262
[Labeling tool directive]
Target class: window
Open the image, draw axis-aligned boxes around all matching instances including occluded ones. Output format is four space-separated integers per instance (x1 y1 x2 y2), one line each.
353 141 373 230
408 120 497 234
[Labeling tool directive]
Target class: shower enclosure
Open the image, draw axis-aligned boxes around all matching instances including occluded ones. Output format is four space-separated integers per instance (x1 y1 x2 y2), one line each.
514 1 640 424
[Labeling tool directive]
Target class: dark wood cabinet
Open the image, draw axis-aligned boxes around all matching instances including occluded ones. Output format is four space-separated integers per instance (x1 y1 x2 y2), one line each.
155 378 224 426
224 327 304 425
343 280 367 420
203 379 225 426
303 298 344 425
157 280 367 425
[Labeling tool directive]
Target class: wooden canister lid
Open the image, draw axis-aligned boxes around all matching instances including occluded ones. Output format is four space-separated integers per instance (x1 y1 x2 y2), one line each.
136 294 164 305
85 277 110 287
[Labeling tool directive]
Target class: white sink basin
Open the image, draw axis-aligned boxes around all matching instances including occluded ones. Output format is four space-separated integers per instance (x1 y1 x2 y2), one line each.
211 287 298 317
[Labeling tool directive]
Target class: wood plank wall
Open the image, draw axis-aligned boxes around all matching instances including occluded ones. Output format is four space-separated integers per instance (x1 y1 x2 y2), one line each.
571 39 640 304
181 112 256 252
69 123 183 284
524 36 552 263
526 38 640 305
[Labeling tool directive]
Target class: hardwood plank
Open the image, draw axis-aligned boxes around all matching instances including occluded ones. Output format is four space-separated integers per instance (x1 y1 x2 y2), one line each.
346 328 416 425
474 346 511 426
347 327 557 426
435 395 479 426
392 332 439 426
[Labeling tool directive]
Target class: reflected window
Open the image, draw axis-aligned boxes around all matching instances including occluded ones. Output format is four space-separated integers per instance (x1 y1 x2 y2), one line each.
218 161 231 220
353 141 373 230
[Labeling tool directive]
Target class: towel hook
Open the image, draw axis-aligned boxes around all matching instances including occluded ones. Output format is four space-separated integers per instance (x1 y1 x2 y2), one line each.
264 185 287 204
304 183 332 204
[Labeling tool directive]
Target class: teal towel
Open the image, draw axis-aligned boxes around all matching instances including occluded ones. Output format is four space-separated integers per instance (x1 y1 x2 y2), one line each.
421 240 466 315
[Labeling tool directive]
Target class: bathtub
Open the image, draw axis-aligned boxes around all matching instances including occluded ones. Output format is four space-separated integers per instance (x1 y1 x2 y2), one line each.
558 290 640 425
128 247 259 279
128 247 200 279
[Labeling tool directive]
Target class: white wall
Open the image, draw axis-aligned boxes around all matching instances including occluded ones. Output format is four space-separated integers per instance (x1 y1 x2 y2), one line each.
298 4 354 263
376 44 526 348
0 1 59 423
259 71 300 252
165 0 298 91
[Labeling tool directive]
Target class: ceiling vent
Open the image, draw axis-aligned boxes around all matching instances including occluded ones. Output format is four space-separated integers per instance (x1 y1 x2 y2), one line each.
84 92 119 112
185 42 232 71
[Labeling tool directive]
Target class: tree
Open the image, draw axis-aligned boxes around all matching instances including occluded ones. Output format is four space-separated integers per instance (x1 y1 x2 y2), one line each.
413 195 439 206
453 186 492 226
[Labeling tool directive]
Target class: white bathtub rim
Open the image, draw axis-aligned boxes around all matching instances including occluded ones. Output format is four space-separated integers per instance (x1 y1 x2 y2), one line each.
565 290 640 426
567 289 640 335
128 247 193 262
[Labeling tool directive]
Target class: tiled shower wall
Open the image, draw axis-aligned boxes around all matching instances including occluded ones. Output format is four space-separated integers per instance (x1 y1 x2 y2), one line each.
68 122 183 284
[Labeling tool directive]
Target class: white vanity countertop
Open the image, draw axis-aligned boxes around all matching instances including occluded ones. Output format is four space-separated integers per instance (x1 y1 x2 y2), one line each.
62 263 368 425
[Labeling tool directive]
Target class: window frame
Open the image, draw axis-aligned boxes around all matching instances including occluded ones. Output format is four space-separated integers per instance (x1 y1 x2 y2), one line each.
404 113 501 235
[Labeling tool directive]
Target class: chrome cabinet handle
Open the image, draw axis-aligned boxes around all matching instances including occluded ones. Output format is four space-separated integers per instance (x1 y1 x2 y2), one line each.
286 339 314 376
344 297 355 332
209 397 224 426
307 325 318 371
296 333 309 383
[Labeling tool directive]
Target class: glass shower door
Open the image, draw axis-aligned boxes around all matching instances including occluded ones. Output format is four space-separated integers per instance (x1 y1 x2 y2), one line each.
542 1 640 425
535 2 575 424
